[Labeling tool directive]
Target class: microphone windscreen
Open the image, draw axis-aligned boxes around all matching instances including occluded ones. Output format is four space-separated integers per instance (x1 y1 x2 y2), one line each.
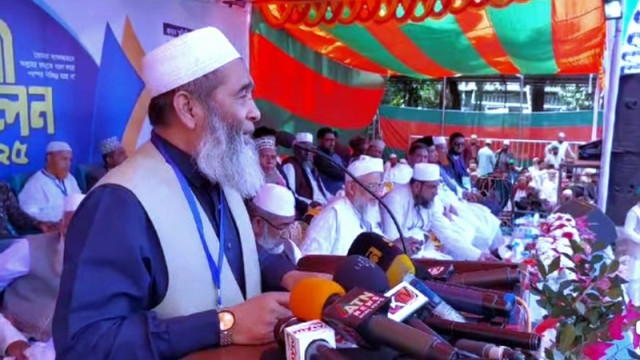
386 254 416 287
290 278 345 321
333 255 390 293
347 232 403 273
276 130 296 149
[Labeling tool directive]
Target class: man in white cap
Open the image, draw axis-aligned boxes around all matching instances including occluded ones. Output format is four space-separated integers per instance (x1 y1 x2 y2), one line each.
53 27 314 359
300 155 385 255
0 194 84 360
477 139 495 177
544 144 564 170
248 184 302 265
620 187 640 304
366 139 386 159
282 132 330 207
86 136 128 189
545 132 575 161
495 140 515 173
463 134 480 167
18 141 82 222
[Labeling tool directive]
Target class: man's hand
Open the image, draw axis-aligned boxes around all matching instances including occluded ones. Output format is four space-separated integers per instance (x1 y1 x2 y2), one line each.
479 251 500 262
394 237 423 256
229 292 292 345
280 270 332 291
5 340 29 360
36 221 60 233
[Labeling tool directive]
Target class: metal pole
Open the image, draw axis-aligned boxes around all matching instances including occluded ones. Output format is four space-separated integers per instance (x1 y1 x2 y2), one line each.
441 77 447 136
518 75 524 167
598 17 624 212
591 76 602 141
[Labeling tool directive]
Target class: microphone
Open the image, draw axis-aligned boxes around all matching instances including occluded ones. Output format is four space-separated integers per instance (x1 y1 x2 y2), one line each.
282 319 347 360
331 256 459 360
448 268 521 289
284 133 408 253
422 280 514 319
404 274 467 323
347 232 430 286
454 339 524 360
421 317 541 351
290 278 458 360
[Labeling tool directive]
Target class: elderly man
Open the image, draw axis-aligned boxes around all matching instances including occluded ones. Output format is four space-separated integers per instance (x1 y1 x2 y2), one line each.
0 194 84 360
314 127 345 195
495 140 515 173
407 141 430 167
282 132 330 206
366 139 386 159
86 136 128 189
53 28 318 359
621 188 640 304
300 155 385 255
477 139 495 177
463 134 480 167
19 141 82 222
545 132 575 161
544 144 564 170
248 184 302 265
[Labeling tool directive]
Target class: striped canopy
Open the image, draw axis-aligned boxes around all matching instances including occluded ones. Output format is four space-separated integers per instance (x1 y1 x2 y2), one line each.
250 0 606 145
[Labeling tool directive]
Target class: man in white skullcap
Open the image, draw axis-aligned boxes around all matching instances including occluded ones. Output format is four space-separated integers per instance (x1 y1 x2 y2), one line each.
282 132 330 207
247 184 302 265
86 137 129 189
0 193 84 360
463 134 480 168
366 139 386 159
495 140 515 173
620 187 640 304
545 131 575 162
54 27 313 359
383 153 398 179
300 155 385 255
19 141 82 223
477 139 495 177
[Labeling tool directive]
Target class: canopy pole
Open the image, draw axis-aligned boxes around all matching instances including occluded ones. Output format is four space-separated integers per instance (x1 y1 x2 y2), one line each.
518 75 524 168
441 77 447 136
598 17 624 212
591 76 601 141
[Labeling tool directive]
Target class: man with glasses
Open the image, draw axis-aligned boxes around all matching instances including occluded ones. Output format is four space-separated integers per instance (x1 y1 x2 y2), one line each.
443 132 471 190
300 155 385 255
248 184 302 265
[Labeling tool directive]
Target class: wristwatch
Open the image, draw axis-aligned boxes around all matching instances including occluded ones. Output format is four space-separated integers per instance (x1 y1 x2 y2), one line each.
218 309 236 346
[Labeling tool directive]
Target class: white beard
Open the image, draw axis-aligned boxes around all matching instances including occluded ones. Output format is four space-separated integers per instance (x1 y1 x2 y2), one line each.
354 199 381 228
195 109 264 198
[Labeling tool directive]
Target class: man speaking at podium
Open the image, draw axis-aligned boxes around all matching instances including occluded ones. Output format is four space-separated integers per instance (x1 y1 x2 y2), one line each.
53 28 302 359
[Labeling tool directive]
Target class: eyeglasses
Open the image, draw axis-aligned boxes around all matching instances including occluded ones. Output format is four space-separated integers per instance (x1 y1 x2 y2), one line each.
260 217 301 242
363 182 385 192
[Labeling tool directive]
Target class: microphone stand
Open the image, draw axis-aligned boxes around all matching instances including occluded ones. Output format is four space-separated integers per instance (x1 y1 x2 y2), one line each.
293 143 408 254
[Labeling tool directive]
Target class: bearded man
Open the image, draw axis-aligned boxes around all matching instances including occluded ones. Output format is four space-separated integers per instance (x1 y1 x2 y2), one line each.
53 27 316 359
300 155 385 255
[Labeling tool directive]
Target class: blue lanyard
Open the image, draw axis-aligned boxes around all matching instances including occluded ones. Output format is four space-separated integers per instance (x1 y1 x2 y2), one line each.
151 135 225 308
41 170 68 196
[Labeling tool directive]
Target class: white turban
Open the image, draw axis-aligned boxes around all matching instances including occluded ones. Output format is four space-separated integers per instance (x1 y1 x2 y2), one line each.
99 136 122 155
255 136 276 151
348 155 383 178
433 137 446 146
252 184 295 219
562 189 573 196
558 132 566 138
46 141 71 153
387 163 413 185
369 139 385 149
64 194 85 212
470 134 478 140
142 27 240 97
294 132 313 144
413 163 440 182
503 140 511 145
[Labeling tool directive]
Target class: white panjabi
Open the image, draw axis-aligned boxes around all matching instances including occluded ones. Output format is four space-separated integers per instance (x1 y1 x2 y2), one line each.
142 27 240 97
252 184 295 218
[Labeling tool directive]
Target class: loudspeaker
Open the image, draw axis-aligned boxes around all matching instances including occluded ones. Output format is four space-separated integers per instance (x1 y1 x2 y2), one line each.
606 74 640 225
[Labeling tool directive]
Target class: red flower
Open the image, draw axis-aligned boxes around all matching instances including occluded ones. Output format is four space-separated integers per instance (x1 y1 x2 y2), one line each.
562 231 574 240
540 222 551 234
582 342 613 360
522 258 537 267
607 314 626 340
535 317 561 335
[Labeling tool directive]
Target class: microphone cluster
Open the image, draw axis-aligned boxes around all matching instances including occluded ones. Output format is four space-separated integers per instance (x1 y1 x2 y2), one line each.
278 232 538 360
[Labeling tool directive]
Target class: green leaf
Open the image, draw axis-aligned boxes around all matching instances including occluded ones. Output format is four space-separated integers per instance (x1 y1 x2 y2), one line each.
591 240 608 253
575 302 587 315
545 348 556 360
537 260 548 278
606 287 623 299
628 349 640 359
558 279 575 293
585 292 601 302
570 240 584 255
548 256 562 274
558 324 576 352
590 254 604 266
561 252 574 262
598 263 609 277
608 260 620 274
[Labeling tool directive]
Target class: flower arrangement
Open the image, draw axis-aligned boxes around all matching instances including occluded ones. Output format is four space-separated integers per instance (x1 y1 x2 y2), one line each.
524 213 640 360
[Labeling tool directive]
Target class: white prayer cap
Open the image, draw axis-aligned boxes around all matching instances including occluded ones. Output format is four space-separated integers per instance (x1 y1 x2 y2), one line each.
433 137 446 146
255 136 276 151
348 155 383 178
295 132 313 144
370 139 385 149
388 163 413 185
100 136 122 155
64 194 85 212
583 168 597 175
389 153 397 159
142 27 240 98
503 140 511 145
558 132 566 138
413 163 440 182
562 189 573 196
470 134 478 139
46 141 72 153
485 139 492 145
252 184 295 218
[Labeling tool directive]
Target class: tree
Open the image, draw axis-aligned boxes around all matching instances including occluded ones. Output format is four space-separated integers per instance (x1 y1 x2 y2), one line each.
559 85 594 111
383 77 441 108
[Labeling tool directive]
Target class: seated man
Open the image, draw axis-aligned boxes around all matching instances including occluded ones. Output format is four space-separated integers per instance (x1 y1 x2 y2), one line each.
366 139 385 159
86 137 128 189
0 194 84 360
248 184 302 265
282 132 330 206
1 183 51 240
19 141 82 222
300 155 385 255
